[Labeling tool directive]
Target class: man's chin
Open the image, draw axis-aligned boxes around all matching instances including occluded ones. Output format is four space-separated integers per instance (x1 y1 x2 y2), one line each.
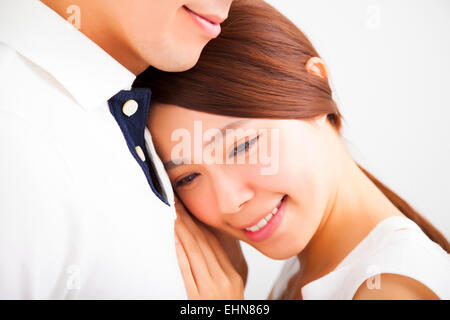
152 47 205 73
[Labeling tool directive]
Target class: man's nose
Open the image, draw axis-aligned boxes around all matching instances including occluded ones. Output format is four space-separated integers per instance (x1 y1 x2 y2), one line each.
210 170 254 214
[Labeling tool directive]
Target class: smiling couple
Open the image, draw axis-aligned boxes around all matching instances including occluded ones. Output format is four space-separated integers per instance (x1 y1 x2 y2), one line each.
0 0 448 300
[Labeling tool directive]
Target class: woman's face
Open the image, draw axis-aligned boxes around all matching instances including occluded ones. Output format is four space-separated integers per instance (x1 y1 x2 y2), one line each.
148 104 340 259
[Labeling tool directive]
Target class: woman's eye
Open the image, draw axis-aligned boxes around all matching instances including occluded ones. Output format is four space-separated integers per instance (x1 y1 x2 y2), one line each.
175 173 200 188
229 135 259 158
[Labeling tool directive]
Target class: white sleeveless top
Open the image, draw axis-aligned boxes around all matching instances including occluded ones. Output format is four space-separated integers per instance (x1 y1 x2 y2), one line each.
271 216 450 299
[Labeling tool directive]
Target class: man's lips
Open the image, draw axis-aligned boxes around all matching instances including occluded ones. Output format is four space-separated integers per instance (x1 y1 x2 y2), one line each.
183 5 223 38
183 5 226 25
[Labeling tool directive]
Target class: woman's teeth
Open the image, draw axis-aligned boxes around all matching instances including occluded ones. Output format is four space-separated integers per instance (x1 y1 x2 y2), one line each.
244 202 281 232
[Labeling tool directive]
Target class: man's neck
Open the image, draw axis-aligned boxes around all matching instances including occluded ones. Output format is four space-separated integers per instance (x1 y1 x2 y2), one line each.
40 0 148 75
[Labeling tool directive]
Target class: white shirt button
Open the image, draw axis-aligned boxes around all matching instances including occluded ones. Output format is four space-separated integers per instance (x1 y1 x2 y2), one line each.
135 146 146 162
122 99 138 117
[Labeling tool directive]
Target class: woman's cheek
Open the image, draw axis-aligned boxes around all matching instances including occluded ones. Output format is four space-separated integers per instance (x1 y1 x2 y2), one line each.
181 185 222 227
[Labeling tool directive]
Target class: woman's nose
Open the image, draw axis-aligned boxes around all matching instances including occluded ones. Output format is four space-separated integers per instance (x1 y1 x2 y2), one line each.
210 170 254 214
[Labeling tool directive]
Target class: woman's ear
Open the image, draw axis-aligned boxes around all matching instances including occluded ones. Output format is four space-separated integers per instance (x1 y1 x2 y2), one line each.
305 57 328 81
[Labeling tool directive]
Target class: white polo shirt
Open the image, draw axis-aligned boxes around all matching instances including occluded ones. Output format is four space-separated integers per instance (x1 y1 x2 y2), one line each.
0 0 187 299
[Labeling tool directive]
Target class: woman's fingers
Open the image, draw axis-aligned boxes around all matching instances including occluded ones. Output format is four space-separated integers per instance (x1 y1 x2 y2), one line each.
174 232 199 299
175 211 224 296
203 225 248 284
173 197 245 299
197 223 242 280
174 215 212 289
197 223 245 299
175 201 226 278
176 198 242 279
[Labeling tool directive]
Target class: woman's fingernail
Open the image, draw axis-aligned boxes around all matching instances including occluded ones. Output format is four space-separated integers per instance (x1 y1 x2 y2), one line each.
174 233 180 245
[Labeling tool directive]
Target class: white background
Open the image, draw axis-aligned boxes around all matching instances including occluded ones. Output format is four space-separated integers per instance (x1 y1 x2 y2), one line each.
242 0 450 299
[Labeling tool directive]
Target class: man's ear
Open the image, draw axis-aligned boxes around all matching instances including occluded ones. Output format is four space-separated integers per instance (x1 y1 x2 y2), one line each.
306 57 328 81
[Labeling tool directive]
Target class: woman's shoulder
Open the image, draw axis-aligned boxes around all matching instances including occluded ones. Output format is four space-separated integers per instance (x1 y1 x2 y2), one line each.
365 216 449 268
348 216 450 299
352 272 440 300
302 216 450 299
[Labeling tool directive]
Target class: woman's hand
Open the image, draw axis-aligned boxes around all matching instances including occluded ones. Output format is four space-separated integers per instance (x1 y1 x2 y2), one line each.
174 198 245 300
205 226 248 287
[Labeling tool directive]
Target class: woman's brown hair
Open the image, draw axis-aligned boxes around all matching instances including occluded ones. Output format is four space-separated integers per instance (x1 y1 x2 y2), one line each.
134 0 449 253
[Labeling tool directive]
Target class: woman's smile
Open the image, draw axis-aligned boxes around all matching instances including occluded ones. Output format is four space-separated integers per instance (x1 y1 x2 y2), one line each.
242 195 288 242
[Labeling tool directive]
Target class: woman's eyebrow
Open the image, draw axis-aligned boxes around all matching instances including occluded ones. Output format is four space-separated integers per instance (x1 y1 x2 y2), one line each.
163 119 252 171
203 119 252 148
163 159 183 171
